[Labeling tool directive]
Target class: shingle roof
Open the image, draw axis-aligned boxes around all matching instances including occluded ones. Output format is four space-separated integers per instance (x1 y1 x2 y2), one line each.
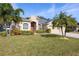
22 16 49 24
22 18 30 22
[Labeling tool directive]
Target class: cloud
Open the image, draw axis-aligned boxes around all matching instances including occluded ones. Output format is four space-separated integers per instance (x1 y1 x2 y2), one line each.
11 3 19 9
38 3 79 21
60 3 79 11
25 3 79 22
34 3 79 19
34 4 56 18
11 3 79 22
59 3 79 21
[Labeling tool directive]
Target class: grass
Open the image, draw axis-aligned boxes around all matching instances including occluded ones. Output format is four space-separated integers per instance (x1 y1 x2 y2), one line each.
0 34 79 56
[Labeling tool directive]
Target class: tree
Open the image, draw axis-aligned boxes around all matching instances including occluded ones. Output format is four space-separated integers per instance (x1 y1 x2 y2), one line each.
0 3 14 35
64 15 77 36
10 8 24 32
9 8 24 35
52 12 77 36
0 3 24 36
12 8 24 24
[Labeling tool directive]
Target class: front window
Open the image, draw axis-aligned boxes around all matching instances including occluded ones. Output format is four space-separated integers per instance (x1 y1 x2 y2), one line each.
23 23 28 29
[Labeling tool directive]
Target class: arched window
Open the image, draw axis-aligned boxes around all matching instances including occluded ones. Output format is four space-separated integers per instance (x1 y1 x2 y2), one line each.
23 23 28 29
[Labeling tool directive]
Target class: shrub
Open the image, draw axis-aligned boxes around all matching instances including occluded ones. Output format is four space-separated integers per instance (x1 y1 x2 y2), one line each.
21 31 33 35
10 25 21 35
46 29 51 33
36 30 46 33
41 34 60 37
66 28 74 32
11 28 21 35
0 31 6 37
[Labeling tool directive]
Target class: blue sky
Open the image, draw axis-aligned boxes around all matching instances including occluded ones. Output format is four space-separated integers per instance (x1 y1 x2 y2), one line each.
12 3 79 22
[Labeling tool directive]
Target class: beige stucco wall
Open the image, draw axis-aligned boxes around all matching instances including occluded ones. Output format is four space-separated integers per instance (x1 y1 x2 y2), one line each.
76 27 79 31
51 27 65 35
19 22 30 31
47 21 52 31
47 21 65 34
19 16 39 31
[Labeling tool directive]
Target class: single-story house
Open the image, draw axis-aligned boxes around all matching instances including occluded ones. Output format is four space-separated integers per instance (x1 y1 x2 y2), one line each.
11 16 48 31
10 16 65 34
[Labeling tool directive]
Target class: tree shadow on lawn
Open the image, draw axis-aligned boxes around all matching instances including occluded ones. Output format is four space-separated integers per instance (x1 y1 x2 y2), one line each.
40 33 79 40
41 34 61 38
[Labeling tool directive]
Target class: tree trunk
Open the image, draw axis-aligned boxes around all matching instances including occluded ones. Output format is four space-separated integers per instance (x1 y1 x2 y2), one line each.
64 24 67 37
4 23 7 36
61 26 63 36
4 23 10 37
64 28 66 37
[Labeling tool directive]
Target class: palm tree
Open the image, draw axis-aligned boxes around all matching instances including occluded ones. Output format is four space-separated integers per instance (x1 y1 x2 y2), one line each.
52 12 77 36
52 12 65 36
12 8 24 23
0 3 24 36
0 3 14 34
10 8 24 31
64 15 77 36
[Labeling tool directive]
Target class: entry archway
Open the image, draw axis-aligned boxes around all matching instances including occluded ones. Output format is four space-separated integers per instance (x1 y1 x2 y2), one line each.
31 21 36 32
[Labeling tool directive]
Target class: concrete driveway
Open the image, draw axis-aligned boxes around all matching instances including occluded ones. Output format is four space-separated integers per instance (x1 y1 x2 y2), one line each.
66 33 79 39
52 32 79 39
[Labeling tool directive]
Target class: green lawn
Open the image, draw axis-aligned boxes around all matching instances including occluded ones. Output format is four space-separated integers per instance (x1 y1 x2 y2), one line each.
0 34 79 56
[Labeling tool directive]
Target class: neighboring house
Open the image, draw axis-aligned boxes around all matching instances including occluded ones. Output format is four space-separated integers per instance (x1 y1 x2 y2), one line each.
76 23 79 32
0 24 4 31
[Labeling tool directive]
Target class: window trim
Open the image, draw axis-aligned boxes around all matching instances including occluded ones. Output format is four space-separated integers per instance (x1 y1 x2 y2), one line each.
23 23 28 29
